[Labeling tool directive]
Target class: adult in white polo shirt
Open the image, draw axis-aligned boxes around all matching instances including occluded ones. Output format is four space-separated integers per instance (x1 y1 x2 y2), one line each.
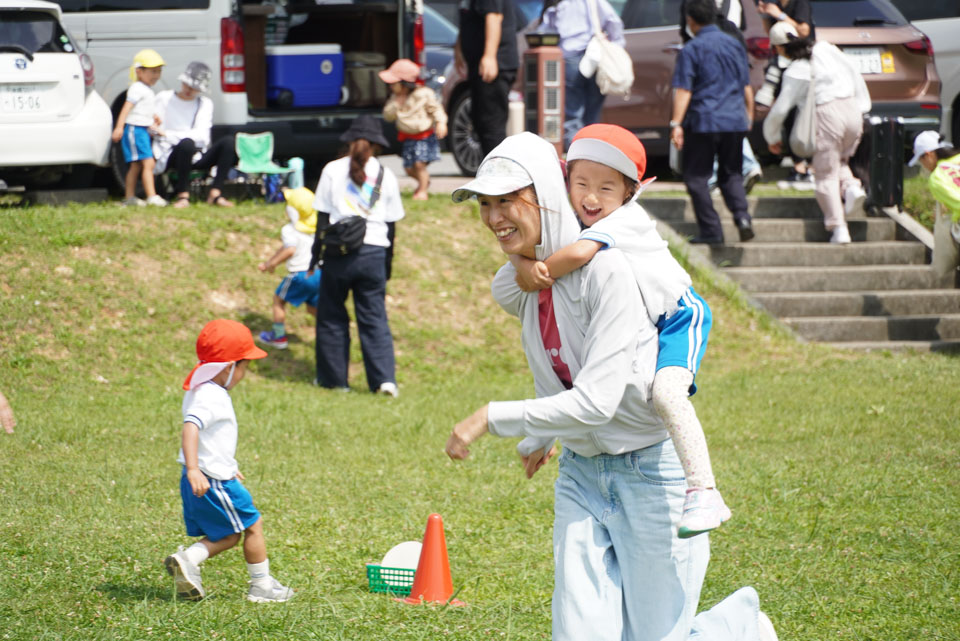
445 132 777 641
153 62 238 208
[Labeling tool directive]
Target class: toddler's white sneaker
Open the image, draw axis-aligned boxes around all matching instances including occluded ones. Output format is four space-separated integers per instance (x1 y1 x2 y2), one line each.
678 488 731 539
164 548 204 600
146 194 168 207
247 577 294 603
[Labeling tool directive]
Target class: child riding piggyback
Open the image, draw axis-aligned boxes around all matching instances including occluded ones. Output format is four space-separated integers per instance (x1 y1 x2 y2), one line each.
510 123 730 538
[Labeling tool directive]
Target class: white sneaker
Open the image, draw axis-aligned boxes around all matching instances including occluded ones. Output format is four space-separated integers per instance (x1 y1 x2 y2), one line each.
121 197 146 207
758 611 779 641
678 488 731 539
377 381 399 398
164 548 205 600
145 194 168 207
844 184 867 216
830 224 852 245
247 577 294 603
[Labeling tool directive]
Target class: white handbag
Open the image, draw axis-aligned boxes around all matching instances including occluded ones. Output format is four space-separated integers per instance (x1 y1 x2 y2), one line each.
578 0 633 98
789 60 817 159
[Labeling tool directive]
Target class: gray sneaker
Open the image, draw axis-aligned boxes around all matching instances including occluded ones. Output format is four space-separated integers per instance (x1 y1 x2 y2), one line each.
247 577 294 603
164 549 205 601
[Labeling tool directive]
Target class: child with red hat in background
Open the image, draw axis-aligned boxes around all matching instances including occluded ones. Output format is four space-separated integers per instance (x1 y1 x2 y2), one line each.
165 319 294 602
510 123 730 538
380 58 448 200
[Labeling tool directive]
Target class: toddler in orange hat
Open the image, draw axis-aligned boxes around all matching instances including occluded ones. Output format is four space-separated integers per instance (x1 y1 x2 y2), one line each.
510 124 730 539
165 319 294 603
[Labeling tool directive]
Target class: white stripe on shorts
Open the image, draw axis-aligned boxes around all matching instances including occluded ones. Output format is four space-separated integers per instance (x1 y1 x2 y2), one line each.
682 291 705 372
210 479 243 534
125 125 141 162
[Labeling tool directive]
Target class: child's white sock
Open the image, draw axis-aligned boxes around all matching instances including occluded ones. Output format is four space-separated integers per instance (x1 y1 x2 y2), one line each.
247 559 271 588
184 542 209 566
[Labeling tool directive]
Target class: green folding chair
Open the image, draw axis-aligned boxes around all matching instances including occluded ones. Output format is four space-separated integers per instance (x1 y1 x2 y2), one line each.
235 132 294 200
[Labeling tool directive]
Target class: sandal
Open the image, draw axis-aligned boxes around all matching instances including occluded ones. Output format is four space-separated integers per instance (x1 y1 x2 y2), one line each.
207 195 235 208
173 195 191 209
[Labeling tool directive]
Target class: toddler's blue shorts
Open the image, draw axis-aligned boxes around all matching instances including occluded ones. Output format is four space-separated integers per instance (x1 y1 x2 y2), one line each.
275 269 321 307
401 134 441 168
120 124 154 163
656 287 712 396
180 469 261 542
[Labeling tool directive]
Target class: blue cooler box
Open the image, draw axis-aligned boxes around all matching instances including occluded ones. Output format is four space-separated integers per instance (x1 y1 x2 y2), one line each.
266 44 344 108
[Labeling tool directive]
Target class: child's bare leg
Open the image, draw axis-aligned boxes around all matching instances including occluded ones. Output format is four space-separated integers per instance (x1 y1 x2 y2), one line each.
404 165 417 179
124 161 140 200
272 295 287 325
412 161 429 199
141 158 158 198
243 517 267 564
200 532 241 560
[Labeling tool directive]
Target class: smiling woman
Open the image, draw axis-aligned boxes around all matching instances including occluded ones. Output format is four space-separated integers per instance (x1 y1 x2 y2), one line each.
445 131 778 641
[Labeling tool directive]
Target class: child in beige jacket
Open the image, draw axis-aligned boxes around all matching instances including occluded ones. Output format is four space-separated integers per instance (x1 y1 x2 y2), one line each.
380 59 448 200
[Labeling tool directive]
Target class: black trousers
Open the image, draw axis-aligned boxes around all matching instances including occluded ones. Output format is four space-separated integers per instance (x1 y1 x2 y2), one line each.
682 131 750 241
468 69 517 156
166 135 236 194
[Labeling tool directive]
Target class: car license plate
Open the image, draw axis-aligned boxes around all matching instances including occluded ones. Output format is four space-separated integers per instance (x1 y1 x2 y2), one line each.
0 85 42 113
841 47 891 75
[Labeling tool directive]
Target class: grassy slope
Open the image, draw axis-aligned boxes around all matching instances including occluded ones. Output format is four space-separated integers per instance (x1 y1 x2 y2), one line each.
0 197 957 640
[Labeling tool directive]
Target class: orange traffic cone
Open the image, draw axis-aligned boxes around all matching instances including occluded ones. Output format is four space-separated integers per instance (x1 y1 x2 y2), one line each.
401 513 465 606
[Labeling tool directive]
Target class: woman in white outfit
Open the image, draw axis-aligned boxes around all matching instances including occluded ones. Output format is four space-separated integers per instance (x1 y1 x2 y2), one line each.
444 132 778 641
762 22 871 244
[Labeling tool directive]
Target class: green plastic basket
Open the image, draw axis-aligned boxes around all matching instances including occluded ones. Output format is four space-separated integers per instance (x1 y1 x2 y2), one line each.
366 564 415 596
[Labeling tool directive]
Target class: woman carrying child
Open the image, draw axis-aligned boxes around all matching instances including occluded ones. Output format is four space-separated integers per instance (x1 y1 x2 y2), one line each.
380 59 448 200
445 132 776 641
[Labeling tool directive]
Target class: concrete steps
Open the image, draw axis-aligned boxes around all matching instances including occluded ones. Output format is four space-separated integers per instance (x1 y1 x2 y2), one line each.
646 195 960 351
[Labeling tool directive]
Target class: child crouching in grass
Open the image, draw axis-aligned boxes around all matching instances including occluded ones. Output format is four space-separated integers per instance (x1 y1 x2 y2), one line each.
165 319 293 602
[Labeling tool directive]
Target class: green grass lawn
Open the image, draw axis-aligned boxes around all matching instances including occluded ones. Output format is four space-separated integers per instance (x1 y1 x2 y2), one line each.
0 195 957 640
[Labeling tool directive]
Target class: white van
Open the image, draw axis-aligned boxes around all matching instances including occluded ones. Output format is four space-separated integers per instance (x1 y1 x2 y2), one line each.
52 0 425 184
888 0 960 144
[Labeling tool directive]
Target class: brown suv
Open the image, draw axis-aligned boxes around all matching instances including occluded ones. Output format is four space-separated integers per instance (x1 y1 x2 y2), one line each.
442 0 940 175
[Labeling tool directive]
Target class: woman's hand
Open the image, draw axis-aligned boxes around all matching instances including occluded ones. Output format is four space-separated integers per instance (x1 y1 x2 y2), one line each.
445 405 489 460
757 1 784 20
520 444 558 479
186 468 210 497
769 141 783 155
670 125 684 151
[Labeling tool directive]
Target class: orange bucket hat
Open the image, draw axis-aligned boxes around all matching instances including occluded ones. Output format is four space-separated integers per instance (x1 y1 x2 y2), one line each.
183 319 267 390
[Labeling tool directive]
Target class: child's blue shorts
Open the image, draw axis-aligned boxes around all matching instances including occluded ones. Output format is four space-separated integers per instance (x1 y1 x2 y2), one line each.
275 270 321 308
120 124 154 163
401 134 441 168
180 469 261 542
656 287 712 396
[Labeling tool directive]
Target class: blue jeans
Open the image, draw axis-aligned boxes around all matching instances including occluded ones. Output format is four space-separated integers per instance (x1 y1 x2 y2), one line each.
553 439 765 641
315 245 396 391
564 51 606 150
708 137 761 189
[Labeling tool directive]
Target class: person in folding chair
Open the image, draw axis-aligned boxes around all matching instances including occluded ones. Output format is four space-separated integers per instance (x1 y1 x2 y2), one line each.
153 61 237 209
309 115 404 397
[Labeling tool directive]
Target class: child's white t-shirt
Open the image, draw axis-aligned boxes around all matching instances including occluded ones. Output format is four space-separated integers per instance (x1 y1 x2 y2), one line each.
125 81 156 127
177 381 239 481
280 221 314 272
579 201 692 323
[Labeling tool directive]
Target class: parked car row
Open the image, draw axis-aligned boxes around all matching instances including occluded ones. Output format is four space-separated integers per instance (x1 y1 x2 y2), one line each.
437 0 944 175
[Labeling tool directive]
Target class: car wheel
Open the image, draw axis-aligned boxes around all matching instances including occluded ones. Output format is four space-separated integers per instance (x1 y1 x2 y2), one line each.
449 91 483 177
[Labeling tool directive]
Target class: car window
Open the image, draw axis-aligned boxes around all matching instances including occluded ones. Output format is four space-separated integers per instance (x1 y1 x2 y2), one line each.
0 11 73 55
885 0 960 21
424 5 458 46
620 0 683 30
810 0 908 27
54 0 211 10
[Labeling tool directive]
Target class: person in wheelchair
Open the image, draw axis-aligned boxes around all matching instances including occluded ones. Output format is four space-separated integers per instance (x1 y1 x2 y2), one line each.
152 61 237 208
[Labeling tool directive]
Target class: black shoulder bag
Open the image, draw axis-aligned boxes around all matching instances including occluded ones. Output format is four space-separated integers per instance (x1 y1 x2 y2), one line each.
311 165 384 263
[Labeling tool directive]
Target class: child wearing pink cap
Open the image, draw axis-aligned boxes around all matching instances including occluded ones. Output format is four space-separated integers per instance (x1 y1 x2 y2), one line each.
380 58 448 200
511 124 730 538
165 319 294 602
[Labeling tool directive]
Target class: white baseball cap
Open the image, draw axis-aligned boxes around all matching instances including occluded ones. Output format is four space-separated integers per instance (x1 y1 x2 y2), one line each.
451 157 533 203
908 130 950 167
768 21 798 46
